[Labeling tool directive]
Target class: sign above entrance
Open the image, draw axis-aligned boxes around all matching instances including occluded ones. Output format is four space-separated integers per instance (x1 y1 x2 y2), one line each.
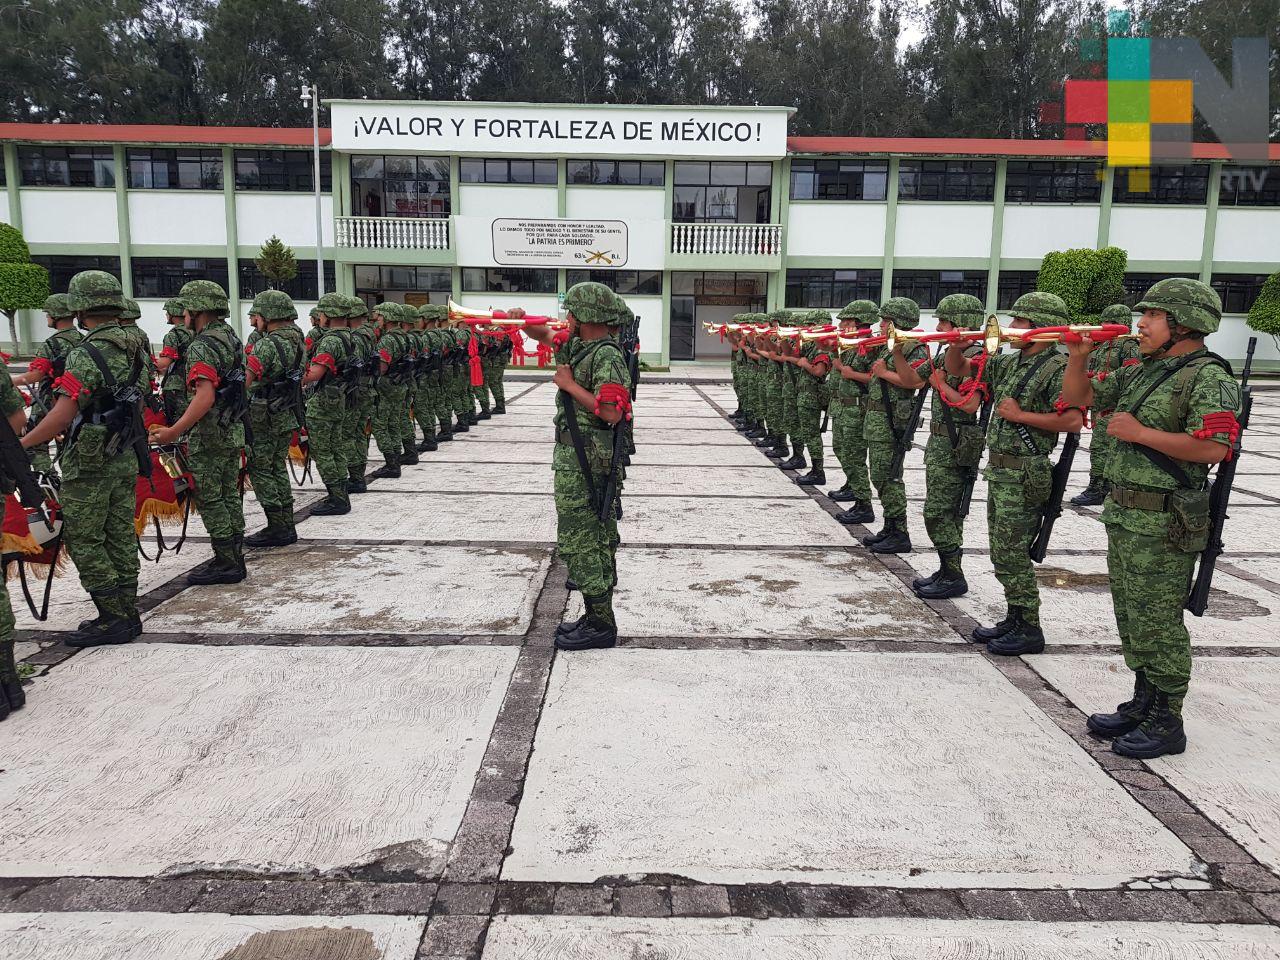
492 219 628 268
329 101 792 158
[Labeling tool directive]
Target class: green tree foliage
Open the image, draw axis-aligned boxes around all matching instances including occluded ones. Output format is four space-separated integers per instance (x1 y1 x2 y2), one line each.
255 236 299 289
0 223 51 348
1037 245 1129 323
1246 271 1280 343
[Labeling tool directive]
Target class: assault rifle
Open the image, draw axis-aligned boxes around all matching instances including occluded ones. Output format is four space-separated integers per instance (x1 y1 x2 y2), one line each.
1029 427 1079 563
598 314 640 520
1187 337 1255 616
0 414 54 531
888 385 930 478
956 395 994 519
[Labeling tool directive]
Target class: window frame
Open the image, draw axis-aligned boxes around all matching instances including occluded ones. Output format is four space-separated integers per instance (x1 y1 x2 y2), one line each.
18 145 116 188
783 269 883 308
789 159 889 202
31 255 123 293
1217 166 1280 207
1004 160 1103 204
126 147 224 191
460 267 557 294
353 264 453 295
897 159 996 203
564 269 663 296
130 258 231 300
566 159 665 187
889 269 988 310
1210 273 1270 314
350 154 450 218
459 158 557 185
1112 165 1210 205
995 270 1041 310
1122 272 1184 306
234 149 333 193
237 259 337 301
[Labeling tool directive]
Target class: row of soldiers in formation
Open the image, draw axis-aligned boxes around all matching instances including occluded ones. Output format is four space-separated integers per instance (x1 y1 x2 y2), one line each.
725 279 1243 759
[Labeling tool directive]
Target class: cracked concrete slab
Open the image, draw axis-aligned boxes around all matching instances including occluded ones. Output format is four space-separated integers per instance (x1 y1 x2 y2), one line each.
1033 655 1280 874
299 492 557 542
618 497 852 546
0 643 515 878
0 912 425 960
145 544 550 636
505 649 1200 887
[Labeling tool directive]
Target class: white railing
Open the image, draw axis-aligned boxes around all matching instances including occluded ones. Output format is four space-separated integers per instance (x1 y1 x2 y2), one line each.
334 216 450 250
671 222 783 257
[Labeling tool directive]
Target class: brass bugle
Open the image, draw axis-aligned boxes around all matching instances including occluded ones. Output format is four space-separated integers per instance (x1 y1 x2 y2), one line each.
447 298 557 326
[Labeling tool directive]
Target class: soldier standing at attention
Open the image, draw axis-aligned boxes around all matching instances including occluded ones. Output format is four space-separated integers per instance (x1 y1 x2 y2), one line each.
3 367 35 719
1072 303 1143 506
862 297 928 554
305 306 325 360
11 293 83 474
20 271 147 647
968 291 1084 655
451 316 477 432
243 290 306 548
1062 279 1239 759
418 304 453 445
408 306 436 453
149 281 249 585
486 326 510 414
368 302 410 480
302 293 355 515
155 297 194 425
395 305 421 466
345 297 376 494
786 309 831 486
827 300 877 524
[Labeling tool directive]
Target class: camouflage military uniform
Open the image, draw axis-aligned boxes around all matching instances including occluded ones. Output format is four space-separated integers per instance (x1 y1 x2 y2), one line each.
307 294 356 512
452 323 478 428
304 310 325 361
369 303 410 474
485 330 510 412
1074 303 1143 504
791 309 831 482
418 304 453 444
396 306 421 462
346 299 377 487
2 369 31 717
828 300 877 513
158 297 194 425
26 294 84 474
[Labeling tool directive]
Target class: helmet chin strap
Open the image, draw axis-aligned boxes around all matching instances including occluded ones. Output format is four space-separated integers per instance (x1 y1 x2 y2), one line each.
1152 321 1193 358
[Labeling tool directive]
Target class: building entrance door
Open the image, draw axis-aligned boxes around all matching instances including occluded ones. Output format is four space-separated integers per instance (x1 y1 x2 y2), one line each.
669 271 769 361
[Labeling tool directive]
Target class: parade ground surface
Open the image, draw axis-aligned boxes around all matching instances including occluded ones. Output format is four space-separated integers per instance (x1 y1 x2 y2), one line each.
5 377 1280 958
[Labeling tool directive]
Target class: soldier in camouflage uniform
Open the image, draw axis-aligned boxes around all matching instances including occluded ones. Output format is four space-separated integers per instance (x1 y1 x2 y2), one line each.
827 300 877 524
862 297 928 553
304 306 325 361
149 280 248 585
20 271 148 647
1072 302 1142 506
970 291 1085 655
395 305 421 466
345 297 376 493
1063 278 1240 758
451 318 478 431
418 304 453 445
785 309 831 485
303 293 356 515
243 290 306 548
155 297 194 424
12 293 83 474
368 302 411 479
777 316 804 470
521 282 631 651
485 327 510 414
757 311 791 461
3 368 33 718
472 329 493 421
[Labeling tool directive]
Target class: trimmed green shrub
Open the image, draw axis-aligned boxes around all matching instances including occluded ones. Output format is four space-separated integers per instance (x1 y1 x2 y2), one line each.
0 222 50 347
1246 270 1280 344
1037 245 1129 323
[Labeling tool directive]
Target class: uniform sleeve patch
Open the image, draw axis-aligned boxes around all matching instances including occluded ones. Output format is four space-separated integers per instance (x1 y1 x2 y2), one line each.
1219 381 1241 410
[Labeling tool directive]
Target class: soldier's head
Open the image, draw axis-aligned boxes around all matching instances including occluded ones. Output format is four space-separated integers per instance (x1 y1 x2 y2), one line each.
65 270 125 329
345 296 370 327
418 303 447 328
120 297 141 324
309 306 322 326
372 302 398 331
164 297 186 327
1099 303 1134 330
177 279 230 332
249 290 297 331
837 299 877 332
879 297 919 335
1007 291 1069 348
934 293 984 334
42 293 74 329
314 292 349 328
564 281 619 338
1133 278 1221 356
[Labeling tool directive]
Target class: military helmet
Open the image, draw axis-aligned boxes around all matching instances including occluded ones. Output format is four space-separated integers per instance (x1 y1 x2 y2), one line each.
837 299 878 324
879 297 920 331
419 303 448 322
308 306 322 320
372 301 399 323
934 293 985 331
42 293 74 320
1008 291 1070 329
345 295 369 320
163 297 186 319
565 281 622 326
120 297 141 322
66 270 125 314
1098 303 1134 327
804 309 832 326
315 292 349 318
764 309 789 326
178 279 230 317
249 290 297 322
1134 278 1222 334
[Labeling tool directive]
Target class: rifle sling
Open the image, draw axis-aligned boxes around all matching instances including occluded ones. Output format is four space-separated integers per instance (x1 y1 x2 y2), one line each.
1003 350 1058 456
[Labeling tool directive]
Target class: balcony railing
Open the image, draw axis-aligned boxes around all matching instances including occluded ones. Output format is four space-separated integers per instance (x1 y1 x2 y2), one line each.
671 222 783 257
335 216 450 250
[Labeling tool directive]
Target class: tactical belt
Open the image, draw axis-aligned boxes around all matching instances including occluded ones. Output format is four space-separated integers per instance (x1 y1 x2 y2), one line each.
865 398 887 413
832 395 863 407
1109 485 1170 512
929 419 978 437
556 427 612 447
988 451 1029 469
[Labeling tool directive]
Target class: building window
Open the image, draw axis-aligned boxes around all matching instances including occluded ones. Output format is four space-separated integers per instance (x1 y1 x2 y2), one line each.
126 148 223 190
789 159 889 201
565 270 662 296
235 150 332 192
1004 161 1102 203
996 271 1040 310
351 155 450 218
131 258 230 299
1123 272 1184 305
459 158 557 185
1218 166 1280 207
566 160 664 186
461 268 556 294
673 161 773 223
238 259 336 301
19 146 115 187
31 255 122 293
784 269 882 308
354 264 452 296
898 160 995 202
891 270 987 310
1112 165 1209 204
1211 273 1270 314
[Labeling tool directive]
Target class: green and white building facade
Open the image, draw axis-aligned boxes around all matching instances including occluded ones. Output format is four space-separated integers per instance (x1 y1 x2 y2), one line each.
2 101 1278 363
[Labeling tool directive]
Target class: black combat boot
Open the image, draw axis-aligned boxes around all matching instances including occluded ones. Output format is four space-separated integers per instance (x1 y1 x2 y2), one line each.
837 501 875 525
911 559 942 592
766 441 789 461
795 467 825 486
986 609 1045 656
565 577 578 592
972 607 1018 643
371 462 402 479
311 484 351 516
754 432 778 448
454 420 470 433
347 468 368 493
745 425 767 439
730 407 744 420
120 580 143 638
1112 691 1187 758
556 593 618 651
1 640 26 718
418 436 439 452
493 404 506 415
916 550 968 599
869 517 912 554
76 590 113 632
779 451 807 471
436 427 454 442
65 591 134 648
828 484 856 502
477 409 492 420
245 508 297 548
188 539 245 586
1088 671 1156 739
401 444 420 466
861 522 891 546
1070 478 1109 507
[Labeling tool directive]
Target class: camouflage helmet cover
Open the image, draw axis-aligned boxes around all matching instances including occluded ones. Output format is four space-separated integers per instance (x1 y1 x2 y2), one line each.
372 301 399 323
934 293 985 331
837 299 878 324
120 297 141 322
308 306 322 320
1008 291 1070 329
65 270 125 314
1134 277 1222 334
42 293 74 320
344 295 369 319
879 296 921 330
177 279 230 316
163 297 186 319
763 309 788 326
804 309 833 326
249 290 297 322
418 303 448 322
565 281 622 326
1098 303 1134 327
315 292 350 318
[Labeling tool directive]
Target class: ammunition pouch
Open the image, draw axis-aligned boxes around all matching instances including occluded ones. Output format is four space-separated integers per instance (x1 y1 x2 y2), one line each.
213 367 249 428
1111 484 1211 553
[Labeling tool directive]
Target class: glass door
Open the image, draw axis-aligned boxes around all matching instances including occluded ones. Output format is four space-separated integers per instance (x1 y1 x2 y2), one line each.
670 296 696 361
